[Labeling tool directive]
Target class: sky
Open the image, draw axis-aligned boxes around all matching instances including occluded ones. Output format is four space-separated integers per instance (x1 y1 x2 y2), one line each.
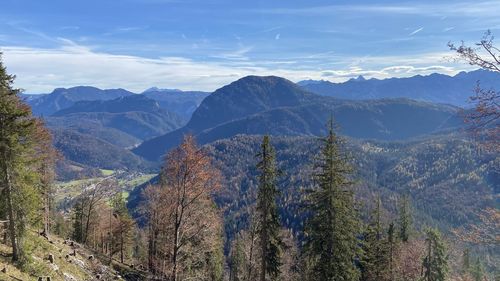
1 0 499 93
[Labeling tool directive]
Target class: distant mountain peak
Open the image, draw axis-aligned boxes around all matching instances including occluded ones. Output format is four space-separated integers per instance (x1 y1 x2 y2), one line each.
142 87 182 93
297 79 327 86
349 75 366 82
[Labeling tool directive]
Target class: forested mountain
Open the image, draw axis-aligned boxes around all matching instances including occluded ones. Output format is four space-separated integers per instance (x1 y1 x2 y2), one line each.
23 86 209 120
51 128 154 171
134 75 464 161
47 95 184 146
299 69 500 106
25 86 135 116
129 133 498 237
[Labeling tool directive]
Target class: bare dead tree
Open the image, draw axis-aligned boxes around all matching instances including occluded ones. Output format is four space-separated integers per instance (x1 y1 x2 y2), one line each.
143 135 223 281
78 177 118 244
449 30 500 152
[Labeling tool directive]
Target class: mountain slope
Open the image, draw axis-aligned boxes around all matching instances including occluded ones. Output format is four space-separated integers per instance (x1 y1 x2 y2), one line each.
299 69 500 106
51 128 153 171
133 76 463 161
187 75 320 131
27 86 134 116
205 134 497 235
128 133 498 241
0 230 129 281
47 95 184 146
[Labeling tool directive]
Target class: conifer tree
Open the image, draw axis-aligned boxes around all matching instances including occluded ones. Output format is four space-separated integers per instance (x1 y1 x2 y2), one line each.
229 238 244 281
470 257 484 281
256 135 282 281
111 193 136 263
0 53 40 262
72 200 84 243
303 120 361 281
361 196 390 281
398 194 412 242
387 222 395 281
462 248 471 275
422 228 448 281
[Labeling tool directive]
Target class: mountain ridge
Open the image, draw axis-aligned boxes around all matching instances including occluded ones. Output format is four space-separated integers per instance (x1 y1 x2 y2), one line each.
133 75 464 161
299 69 500 106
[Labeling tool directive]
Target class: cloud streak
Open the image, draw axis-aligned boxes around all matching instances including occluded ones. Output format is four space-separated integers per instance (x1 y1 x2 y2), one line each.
409 27 424 36
255 1 499 19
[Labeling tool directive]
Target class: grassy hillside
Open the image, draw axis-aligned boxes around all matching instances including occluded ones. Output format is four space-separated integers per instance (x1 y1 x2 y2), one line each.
0 231 125 281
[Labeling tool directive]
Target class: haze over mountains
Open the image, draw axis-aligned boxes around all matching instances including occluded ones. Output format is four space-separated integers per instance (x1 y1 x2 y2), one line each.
299 69 500 106
22 69 497 172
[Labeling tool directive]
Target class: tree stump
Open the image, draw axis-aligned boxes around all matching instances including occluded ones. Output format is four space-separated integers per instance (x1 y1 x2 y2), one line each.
48 254 54 264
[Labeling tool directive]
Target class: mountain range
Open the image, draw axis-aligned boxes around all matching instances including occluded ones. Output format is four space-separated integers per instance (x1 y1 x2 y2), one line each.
46 96 183 152
24 86 134 116
23 86 209 120
133 75 464 161
21 69 498 176
299 69 500 106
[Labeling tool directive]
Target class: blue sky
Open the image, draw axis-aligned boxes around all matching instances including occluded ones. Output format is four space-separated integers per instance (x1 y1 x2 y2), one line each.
1 0 499 93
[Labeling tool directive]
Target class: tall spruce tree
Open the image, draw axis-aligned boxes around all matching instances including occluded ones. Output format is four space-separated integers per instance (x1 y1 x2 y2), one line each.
72 200 84 243
470 257 484 281
462 248 471 275
422 228 448 281
256 135 282 281
398 194 412 242
303 120 361 281
0 53 40 262
361 196 389 281
229 237 245 281
387 222 395 281
111 193 136 263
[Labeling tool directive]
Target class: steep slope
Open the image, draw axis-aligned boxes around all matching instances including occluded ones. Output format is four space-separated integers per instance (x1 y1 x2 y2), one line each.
27 86 134 116
196 99 461 144
51 128 153 171
0 231 128 281
128 133 498 241
47 95 184 146
299 69 500 106
187 75 320 131
133 76 463 161
205 134 497 236
133 76 328 160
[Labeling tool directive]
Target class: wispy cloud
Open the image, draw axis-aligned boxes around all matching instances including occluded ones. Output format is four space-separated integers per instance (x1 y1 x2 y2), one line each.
8 23 57 43
0 41 474 93
256 26 284 34
103 26 149 36
256 1 499 18
409 27 424 36
275 33 280 40
211 45 254 60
